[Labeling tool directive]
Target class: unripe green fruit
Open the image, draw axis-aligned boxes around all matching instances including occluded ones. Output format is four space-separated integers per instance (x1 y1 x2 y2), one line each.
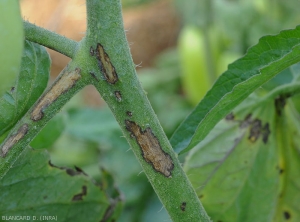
178 26 220 106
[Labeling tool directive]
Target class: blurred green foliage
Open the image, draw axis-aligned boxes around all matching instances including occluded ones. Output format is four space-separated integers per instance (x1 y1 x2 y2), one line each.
175 0 300 104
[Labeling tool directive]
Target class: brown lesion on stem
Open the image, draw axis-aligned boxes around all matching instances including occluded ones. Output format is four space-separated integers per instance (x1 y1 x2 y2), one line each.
125 120 174 177
31 68 81 121
114 91 122 102
1 124 29 157
95 43 118 84
180 202 187 212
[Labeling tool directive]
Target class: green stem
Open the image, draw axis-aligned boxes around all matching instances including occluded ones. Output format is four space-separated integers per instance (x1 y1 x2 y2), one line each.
82 0 211 221
0 65 86 178
23 21 78 58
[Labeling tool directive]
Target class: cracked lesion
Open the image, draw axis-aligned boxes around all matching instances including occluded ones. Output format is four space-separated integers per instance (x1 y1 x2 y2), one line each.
31 68 81 121
125 120 174 177
1 124 29 157
96 43 118 84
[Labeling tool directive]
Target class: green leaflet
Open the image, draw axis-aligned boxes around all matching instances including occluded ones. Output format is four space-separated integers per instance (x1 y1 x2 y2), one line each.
0 0 23 96
0 147 122 222
183 90 300 221
0 40 50 136
30 113 66 149
170 26 300 154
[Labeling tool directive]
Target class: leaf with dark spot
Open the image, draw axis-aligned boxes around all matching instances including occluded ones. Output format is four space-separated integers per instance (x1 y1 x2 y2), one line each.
284 211 291 220
171 26 300 154
72 186 87 201
0 147 122 221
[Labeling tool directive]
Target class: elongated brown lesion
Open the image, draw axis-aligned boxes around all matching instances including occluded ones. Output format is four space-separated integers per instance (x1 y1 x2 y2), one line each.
125 120 174 177
95 43 118 84
1 124 29 157
31 68 81 121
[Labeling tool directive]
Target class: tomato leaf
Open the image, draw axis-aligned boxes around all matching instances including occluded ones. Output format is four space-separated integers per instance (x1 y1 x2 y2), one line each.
170 26 300 154
0 40 50 136
0 147 122 221
0 0 23 96
184 92 300 221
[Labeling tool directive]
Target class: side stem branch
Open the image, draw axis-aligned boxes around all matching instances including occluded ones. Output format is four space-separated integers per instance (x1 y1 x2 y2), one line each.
23 21 78 58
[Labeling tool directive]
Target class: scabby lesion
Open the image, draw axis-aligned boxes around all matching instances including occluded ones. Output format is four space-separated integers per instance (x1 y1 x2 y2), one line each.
31 68 81 121
125 120 174 177
94 43 119 84
1 124 29 157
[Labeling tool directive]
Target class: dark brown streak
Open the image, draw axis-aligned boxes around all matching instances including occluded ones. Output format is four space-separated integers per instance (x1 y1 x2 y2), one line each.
1 124 29 157
31 68 81 121
125 120 174 177
96 43 118 84
114 91 122 102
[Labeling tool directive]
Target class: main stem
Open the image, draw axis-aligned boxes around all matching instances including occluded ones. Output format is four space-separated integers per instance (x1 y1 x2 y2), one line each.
81 0 211 221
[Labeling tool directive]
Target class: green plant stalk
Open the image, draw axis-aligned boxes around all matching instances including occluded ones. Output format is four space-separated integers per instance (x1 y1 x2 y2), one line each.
81 0 211 221
23 21 78 58
0 65 86 178
1 1 211 220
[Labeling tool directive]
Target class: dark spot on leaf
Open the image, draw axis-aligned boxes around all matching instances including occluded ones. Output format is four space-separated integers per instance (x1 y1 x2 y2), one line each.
74 166 88 176
100 199 120 222
96 43 118 84
49 161 87 176
276 166 285 175
72 186 87 201
217 220 223 222
10 86 15 92
248 119 262 142
48 160 56 167
126 111 133 117
125 120 174 177
180 202 186 211
275 95 289 116
198 194 204 199
247 118 270 144
262 123 270 144
225 112 234 121
43 195 48 199
66 168 79 176
283 211 291 220
240 114 252 128
114 91 122 102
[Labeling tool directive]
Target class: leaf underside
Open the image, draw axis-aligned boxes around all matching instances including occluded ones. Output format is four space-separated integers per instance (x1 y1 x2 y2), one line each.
171 25 300 154
184 94 300 222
